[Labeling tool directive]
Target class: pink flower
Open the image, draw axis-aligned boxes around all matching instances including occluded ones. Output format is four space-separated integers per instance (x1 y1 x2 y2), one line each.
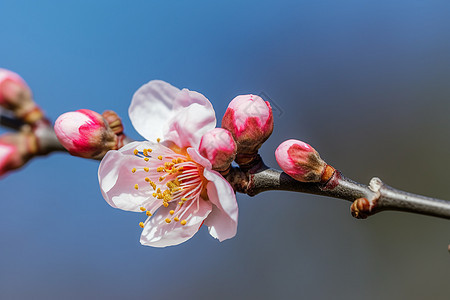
54 109 117 159
199 128 236 171
222 94 273 155
98 80 238 247
275 139 328 183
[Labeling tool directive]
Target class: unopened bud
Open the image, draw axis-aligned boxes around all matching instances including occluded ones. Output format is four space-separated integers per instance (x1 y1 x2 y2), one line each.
275 139 334 183
199 128 236 171
0 132 38 177
0 69 44 124
54 109 117 159
222 94 273 161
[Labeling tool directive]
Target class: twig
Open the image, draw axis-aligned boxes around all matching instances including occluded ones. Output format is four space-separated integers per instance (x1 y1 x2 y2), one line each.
225 156 450 220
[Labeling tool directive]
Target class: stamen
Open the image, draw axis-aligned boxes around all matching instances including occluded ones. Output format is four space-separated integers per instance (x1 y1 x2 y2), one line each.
169 210 175 215
131 168 136 173
139 207 146 211
165 218 171 223
158 155 163 160
139 222 145 228
144 167 149 172
144 157 149 162
134 184 139 190
180 220 187 226
174 217 180 222
157 138 161 143
146 211 152 216
134 149 138 155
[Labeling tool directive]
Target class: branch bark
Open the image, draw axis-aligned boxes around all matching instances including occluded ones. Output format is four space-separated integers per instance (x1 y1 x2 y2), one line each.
224 156 450 220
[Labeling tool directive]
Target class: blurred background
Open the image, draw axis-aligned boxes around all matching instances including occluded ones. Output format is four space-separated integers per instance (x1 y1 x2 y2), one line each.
1 0 450 299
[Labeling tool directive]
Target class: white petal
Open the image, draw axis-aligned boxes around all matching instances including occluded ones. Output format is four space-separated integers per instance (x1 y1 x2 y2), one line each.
128 80 180 141
140 200 212 247
98 141 161 212
164 103 216 149
203 169 238 241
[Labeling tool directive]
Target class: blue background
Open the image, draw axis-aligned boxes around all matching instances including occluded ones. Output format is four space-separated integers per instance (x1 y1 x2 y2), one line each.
1 1 450 299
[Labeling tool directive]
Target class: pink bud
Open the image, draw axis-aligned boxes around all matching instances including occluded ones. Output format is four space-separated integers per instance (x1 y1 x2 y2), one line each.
199 128 237 171
0 68 44 124
222 94 273 155
0 69 28 106
0 141 17 177
54 109 117 159
0 132 38 177
275 139 330 183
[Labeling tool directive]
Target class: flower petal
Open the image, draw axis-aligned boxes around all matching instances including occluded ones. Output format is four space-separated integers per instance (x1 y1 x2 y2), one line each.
186 147 212 170
128 80 180 142
164 102 216 149
203 169 238 241
140 200 212 247
98 141 162 212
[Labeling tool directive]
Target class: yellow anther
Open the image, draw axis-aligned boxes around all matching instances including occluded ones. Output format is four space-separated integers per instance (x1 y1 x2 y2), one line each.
165 218 171 223
174 217 180 222
140 207 146 211
144 157 149 162
131 168 136 173
177 158 183 163
178 202 183 207
134 184 139 190
143 149 148 156
134 149 138 155
180 220 187 226
159 177 164 182
139 222 145 228
157 188 161 193
181 197 187 202
146 211 152 216
144 167 149 172
152 193 157 197
148 148 152 152
158 155 163 160
151 183 156 190
172 159 177 163
169 210 175 215
156 167 164 172
145 177 150 182
157 138 161 143
157 194 164 199
163 202 169 207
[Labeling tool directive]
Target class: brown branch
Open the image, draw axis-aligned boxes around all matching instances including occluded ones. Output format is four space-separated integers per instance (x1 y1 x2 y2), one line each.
225 156 450 220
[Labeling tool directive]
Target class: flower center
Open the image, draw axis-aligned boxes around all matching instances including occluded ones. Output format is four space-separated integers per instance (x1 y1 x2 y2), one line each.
131 144 206 228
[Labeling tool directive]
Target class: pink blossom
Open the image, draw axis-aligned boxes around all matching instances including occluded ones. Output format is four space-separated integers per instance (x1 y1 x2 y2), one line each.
275 139 326 182
199 128 236 171
222 94 273 154
98 80 238 247
54 109 117 159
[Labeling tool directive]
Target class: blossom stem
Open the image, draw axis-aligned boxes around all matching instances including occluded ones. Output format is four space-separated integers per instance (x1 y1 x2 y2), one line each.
226 157 450 220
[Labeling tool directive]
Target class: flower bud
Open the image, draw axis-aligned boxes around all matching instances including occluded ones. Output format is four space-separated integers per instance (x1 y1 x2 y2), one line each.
221 94 273 158
0 132 38 177
0 69 43 124
199 128 237 171
54 109 117 159
275 139 334 183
